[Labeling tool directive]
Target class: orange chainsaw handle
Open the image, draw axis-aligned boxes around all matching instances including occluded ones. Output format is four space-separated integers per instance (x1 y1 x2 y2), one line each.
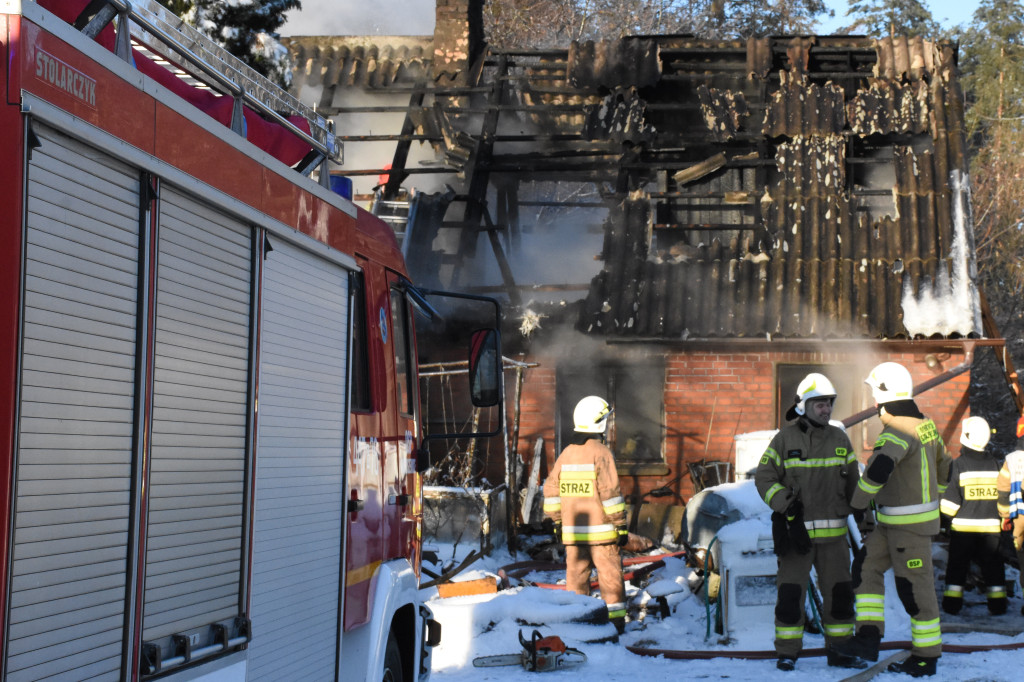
520 629 567 654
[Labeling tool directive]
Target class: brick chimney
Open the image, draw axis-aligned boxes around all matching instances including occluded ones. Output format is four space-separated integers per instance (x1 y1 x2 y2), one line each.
433 0 484 82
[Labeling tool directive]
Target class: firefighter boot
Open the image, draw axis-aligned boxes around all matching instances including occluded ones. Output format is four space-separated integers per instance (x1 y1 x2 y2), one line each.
827 646 868 669
988 595 1008 615
941 593 963 615
830 626 880 663
887 654 937 677
611 616 626 635
776 656 796 671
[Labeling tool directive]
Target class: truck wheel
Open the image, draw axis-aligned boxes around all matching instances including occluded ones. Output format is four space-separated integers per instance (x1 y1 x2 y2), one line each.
383 630 404 682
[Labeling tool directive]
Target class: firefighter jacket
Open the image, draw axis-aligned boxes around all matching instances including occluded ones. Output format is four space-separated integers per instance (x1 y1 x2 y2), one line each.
755 419 859 542
940 447 1001 533
543 438 626 545
851 413 951 536
997 450 1024 549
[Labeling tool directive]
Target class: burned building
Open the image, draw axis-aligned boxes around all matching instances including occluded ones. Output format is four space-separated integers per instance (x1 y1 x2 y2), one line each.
285 1 1021 507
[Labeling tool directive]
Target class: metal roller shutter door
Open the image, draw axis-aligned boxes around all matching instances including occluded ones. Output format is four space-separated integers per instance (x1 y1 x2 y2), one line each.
8 125 140 681
247 238 350 681
143 187 252 645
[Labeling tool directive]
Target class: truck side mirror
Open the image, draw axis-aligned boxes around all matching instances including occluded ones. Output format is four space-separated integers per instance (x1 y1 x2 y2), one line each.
468 328 501 407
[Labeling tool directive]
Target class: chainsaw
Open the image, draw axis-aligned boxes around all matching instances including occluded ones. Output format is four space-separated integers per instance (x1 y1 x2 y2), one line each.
473 629 587 671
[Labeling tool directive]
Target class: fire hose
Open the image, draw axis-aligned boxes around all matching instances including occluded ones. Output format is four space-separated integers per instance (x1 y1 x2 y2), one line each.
626 639 1024 660
497 551 686 590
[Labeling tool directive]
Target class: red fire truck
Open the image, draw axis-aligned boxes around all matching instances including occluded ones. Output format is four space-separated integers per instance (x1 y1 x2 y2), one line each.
1 1 501 680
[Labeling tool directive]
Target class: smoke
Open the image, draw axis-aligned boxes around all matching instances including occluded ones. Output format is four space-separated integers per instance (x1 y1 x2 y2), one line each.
280 0 436 37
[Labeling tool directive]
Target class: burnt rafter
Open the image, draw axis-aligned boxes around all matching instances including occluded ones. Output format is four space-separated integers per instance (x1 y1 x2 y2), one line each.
289 33 982 341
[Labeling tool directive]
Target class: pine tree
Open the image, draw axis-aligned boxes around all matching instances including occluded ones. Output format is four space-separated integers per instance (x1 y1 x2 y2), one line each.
958 0 1024 444
157 0 300 86
844 0 940 38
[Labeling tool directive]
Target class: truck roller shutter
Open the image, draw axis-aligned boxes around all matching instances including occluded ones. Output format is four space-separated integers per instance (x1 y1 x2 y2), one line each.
8 125 140 681
247 237 350 681
142 187 252 652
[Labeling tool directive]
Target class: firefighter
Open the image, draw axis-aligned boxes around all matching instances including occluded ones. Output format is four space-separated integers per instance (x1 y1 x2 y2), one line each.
833 362 952 677
543 396 628 633
939 416 1006 616
755 373 862 672
996 415 1024 616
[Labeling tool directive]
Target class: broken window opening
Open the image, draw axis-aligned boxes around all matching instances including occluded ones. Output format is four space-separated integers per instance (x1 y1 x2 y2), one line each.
847 137 898 223
556 359 666 467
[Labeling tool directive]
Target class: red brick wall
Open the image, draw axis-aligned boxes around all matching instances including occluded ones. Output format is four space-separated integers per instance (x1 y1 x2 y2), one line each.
509 348 971 504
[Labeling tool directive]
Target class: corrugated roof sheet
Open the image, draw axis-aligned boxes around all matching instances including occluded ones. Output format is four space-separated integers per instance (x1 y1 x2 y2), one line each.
569 36 979 340
284 36 432 106
287 33 980 340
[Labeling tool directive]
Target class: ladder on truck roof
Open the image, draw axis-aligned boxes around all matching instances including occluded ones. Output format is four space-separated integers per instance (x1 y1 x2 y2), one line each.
75 0 340 181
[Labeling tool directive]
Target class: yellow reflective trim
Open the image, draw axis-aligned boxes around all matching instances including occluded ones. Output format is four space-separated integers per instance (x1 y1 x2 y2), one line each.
858 478 883 494
563 529 618 543
560 470 597 480
776 626 803 639
764 483 785 505
807 527 847 539
874 432 908 449
346 560 381 587
876 508 939 525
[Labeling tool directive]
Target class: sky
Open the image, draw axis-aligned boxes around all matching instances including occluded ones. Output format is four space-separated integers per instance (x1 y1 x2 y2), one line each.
279 0 983 38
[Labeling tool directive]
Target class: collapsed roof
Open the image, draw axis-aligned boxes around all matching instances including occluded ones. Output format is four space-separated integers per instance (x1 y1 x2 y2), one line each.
286 33 983 341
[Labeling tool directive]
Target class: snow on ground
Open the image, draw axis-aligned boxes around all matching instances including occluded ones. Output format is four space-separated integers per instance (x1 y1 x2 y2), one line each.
422 532 1024 681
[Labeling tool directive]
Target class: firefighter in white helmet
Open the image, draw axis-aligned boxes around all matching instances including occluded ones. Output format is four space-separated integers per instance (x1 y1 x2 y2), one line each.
756 372 861 672
940 416 1006 616
833 362 951 677
543 396 628 633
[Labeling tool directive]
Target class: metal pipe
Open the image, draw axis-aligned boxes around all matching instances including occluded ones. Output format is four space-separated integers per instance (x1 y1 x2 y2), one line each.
841 351 974 429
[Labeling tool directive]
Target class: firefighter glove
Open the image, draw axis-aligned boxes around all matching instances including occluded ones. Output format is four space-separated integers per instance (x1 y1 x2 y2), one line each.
784 498 803 521
616 526 629 547
787 508 812 555
852 507 865 524
772 512 791 557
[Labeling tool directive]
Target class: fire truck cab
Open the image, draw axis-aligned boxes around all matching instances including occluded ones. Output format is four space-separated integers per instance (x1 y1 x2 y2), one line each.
0 2 499 680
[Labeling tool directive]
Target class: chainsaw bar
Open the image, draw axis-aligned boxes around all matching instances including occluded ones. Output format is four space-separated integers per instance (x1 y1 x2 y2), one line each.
472 649 587 670
473 653 525 668
473 629 587 671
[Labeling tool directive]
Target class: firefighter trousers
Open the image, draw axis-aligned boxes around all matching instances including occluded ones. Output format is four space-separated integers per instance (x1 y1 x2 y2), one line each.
853 524 941 658
945 530 1005 604
773 538 855 657
565 543 627 621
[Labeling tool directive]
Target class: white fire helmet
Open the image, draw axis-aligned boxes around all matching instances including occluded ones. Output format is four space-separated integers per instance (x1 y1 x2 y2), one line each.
574 395 611 433
794 373 837 416
864 362 914 405
960 416 992 451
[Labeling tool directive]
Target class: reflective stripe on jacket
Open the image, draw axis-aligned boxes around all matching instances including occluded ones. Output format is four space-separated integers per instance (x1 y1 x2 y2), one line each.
852 414 951 535
754 419 858 542
543 438 625 546
941 448 1001 533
